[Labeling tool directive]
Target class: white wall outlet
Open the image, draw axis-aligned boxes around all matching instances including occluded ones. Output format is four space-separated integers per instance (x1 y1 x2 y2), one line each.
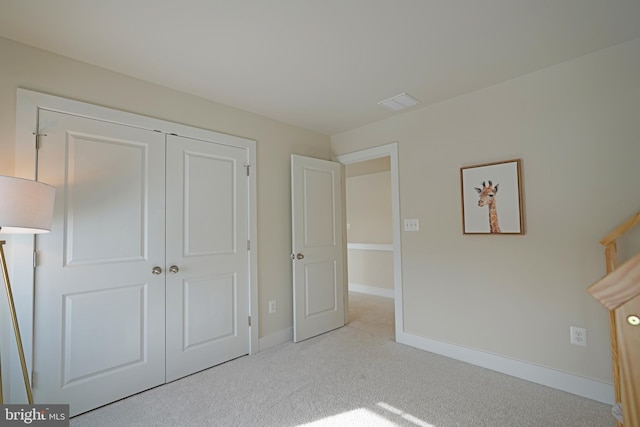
404 218 419 231
570 326 587 347
268 300 277 314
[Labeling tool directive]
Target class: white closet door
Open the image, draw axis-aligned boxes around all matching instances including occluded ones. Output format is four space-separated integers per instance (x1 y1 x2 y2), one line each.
33 110 166 416
165 135 250 381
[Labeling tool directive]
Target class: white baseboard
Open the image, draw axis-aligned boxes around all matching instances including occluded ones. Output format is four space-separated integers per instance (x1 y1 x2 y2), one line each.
256 320 614 405
349 283 395 299
397 331 615 405
258 327 292 351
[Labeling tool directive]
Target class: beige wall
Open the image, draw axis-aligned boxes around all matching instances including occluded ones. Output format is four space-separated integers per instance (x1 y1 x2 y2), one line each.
332 38 640 382
346 171 392 244
347 249 394 292
0 37 332 339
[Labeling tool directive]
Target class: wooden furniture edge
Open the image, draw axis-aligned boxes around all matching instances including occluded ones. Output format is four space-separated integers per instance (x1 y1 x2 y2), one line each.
600 211 640 246
588 252 640 310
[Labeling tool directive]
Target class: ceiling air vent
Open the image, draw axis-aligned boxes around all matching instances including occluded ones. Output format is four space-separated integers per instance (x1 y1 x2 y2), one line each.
377 92 420 111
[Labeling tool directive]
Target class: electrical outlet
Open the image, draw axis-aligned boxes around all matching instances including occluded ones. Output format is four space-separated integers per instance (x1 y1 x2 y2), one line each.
268 300 277 314
570 326 587 347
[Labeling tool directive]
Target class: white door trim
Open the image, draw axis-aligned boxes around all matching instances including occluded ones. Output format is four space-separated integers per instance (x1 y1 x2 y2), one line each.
334 143 404 340
12 88 258 402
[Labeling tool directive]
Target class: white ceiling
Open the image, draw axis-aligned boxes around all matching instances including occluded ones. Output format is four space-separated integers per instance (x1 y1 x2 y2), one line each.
1 1 639 136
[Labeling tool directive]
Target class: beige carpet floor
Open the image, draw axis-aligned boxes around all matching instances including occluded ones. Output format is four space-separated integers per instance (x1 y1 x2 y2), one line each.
70 292 615 426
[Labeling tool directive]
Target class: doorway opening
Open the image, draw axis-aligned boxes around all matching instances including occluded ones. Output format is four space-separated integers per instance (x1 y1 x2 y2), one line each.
344 157 395 339
335 143 403 342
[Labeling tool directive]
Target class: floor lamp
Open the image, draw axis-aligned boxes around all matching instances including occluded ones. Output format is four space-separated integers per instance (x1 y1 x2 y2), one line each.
0 175 55 404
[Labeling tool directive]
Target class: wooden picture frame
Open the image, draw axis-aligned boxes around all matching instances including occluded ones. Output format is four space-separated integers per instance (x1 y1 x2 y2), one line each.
460 159 524 235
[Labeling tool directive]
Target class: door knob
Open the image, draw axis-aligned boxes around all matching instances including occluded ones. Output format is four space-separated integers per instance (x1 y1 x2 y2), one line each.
296 253 304 260
169 265 179 274
152 266 162 275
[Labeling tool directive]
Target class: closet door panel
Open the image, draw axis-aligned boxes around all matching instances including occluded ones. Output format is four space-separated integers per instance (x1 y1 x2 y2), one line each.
64 131 148 263
33 110 166 416
165 135 250 382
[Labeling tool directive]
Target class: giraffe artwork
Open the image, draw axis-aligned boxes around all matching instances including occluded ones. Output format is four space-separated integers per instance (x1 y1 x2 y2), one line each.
461 159 523 234
475 180 501 233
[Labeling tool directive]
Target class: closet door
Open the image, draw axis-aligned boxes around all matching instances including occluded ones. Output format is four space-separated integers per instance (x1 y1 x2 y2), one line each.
33 110 166 416
165 134 250 382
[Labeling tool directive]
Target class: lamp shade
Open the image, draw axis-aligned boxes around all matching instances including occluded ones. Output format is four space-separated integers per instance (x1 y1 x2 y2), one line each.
0 175 56 234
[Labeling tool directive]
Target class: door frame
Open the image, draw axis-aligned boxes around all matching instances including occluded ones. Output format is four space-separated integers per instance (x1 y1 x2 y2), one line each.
334 143 404 340
11 89 258 402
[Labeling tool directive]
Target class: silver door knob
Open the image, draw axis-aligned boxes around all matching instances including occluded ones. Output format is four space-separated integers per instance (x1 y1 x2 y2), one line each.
169 265 179 274
152 266 162 275
296 253 304 260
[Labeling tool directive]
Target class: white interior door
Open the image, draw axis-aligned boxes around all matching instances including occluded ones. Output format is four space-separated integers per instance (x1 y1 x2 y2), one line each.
33 110 166 416
291 155 345 342
165 134 250 382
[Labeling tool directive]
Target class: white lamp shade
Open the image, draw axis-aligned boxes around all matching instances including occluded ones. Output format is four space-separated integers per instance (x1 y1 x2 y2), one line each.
0 175 56 234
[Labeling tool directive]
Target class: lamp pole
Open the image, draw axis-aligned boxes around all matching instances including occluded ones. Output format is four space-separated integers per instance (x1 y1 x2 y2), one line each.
0 240 34 404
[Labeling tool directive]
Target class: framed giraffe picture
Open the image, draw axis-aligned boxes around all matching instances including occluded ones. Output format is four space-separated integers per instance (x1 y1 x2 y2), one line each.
460 159 524 235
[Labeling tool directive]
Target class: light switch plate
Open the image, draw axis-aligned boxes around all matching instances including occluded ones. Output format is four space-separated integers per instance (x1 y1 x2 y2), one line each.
404 218 419 231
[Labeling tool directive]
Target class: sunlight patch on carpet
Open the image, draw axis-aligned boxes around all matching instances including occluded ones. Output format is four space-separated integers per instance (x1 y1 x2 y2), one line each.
377 402 436 427
297 408 397 426
296 402 435 427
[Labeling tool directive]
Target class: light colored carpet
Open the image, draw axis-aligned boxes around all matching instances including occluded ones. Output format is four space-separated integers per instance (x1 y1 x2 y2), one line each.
71 292 615 427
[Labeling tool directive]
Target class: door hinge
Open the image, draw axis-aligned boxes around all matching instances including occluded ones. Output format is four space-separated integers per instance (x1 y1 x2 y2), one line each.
244 164 250 176
33 132 47 150
247 240 251 250
33 251 37 268
248 316 252 327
